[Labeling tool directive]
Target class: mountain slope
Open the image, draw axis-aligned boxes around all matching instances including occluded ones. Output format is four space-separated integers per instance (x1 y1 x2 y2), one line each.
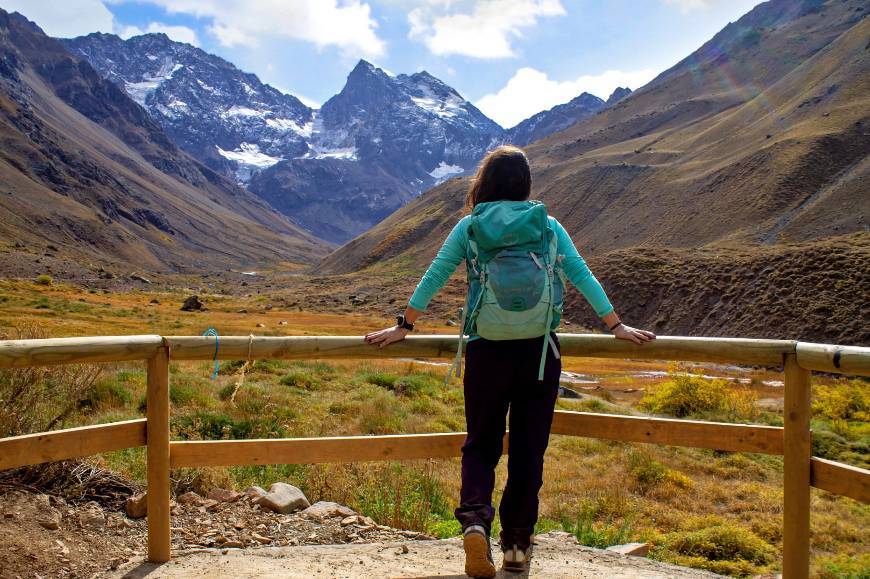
507 92 607 146
0 10 327 273
317 0 869 345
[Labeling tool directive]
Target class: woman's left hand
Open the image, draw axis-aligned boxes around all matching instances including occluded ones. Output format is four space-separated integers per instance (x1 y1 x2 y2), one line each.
365 326 410 348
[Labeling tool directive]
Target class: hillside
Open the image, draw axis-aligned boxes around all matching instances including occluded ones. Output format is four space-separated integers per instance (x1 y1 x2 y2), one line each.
317 0 869 345
0 10 327 273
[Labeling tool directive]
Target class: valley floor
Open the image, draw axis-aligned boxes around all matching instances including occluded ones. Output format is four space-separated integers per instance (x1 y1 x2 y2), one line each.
0 278 867 578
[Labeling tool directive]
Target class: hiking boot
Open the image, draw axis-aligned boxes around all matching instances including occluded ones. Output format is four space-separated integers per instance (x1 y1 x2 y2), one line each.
463 525 496 578
501 543 533 574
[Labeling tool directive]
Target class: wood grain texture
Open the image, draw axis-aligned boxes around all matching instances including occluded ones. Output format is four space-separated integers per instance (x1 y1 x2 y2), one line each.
147 347 171 563
796 342 870 376
165 334 797 365
550 411 784 454
170 432 489 468
783 354 812 579
810 457 870 504
0 335 163 368
0 419 147 471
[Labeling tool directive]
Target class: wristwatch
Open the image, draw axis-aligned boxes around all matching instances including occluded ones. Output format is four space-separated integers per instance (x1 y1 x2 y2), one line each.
396 315 415 331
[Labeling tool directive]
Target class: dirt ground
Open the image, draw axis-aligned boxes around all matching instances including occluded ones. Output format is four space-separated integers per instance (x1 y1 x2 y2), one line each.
103 533 723 579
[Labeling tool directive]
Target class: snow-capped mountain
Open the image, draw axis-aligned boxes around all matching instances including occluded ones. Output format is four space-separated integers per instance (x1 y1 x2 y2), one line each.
62 33 313 181
62 32 630 243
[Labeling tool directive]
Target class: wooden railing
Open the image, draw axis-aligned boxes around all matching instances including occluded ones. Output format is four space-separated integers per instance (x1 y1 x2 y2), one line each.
0 334 868 578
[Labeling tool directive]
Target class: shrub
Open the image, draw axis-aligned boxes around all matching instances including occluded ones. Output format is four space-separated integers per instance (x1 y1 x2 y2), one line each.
172 412 253 440
663 524 775 577
813 552 870 579
34 274 52 286
639 372 758 422
280 369 320 390
813 380 869 422
358 391 405 434
361 371 398 389
84 379 132 410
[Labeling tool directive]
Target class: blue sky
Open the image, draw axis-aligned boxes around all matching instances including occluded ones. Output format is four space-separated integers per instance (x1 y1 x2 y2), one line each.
3 0 763 127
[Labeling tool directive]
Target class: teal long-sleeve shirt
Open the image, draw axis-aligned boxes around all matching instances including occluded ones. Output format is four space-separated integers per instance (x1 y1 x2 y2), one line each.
408 215 614 319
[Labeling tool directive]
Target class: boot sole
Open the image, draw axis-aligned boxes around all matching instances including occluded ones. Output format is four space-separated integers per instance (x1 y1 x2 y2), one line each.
463 533 496 578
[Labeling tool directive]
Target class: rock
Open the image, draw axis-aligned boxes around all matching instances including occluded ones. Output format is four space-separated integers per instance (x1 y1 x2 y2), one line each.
177 491 205 505
278 321 288 325
340 515 359 526
251 533 272 544
607 542 650 557
255 323 265 328
445 319 457 327
207 488 242 503
125 492 147 519
180 295 204 311
77 502 105 529
130 273 152 284
221 540 244 548
107 514 133 529
37 510 61 530
149 299 160 304
300 501 355 519
265 304 273 310
244 486 267 501
236 309 248 314
256 483 309 514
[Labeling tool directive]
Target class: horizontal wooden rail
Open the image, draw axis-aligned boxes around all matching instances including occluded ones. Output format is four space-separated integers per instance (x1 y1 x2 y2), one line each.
170 432 480 468
810 457 870 503
551 411 784 454
0 335 164 368
0 419 147 470
166 334 798 366
796 342 870 376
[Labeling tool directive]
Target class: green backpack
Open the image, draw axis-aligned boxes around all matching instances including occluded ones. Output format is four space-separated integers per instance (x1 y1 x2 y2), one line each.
449 200 566 381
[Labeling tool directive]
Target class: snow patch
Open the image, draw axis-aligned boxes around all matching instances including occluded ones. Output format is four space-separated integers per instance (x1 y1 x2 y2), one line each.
300 146 358 161
429 161 463 183
124 61 184 107
216 143 283 183
266 118 314 138
222 106 266 118
410 83 465 120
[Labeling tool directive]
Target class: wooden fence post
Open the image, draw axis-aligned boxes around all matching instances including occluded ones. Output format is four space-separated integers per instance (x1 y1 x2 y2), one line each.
146 345 171 562
783 353 811 579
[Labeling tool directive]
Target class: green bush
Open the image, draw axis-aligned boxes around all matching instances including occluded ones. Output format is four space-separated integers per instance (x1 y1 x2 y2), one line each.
85 379 132 410
639 372 758 422
355 463 453 534
563 505 635 548
361 371 398 389
172 411 254 440
280 369 320 390
34 274 53 286
663 524 775 577
814 552 870 579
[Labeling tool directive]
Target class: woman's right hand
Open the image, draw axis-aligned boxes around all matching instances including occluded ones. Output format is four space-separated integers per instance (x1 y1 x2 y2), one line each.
612 324 656 344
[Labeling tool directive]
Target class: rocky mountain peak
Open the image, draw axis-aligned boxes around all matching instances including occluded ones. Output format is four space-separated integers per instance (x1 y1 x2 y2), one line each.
606 87 632 105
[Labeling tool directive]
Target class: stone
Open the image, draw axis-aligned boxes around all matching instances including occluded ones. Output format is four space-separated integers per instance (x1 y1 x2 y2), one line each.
236 309 248 314
207 488 243 503
251 533 272 544
125 493 147 519
221 540 244 549
606 542 649 557
340 515 359 526
149 299 160 304
244 486 267 501
255 323 265 328
178 491 205 505
300 501 355 519
37 510 61 530
256 483 309 514
130 273 152 284
180 295 203 311
77 502 105 529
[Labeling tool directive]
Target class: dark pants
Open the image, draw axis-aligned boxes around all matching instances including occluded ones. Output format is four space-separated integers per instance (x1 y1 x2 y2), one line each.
454 333 561 552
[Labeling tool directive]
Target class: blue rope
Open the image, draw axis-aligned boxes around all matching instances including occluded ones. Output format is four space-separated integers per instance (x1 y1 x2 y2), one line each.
202 328 219 380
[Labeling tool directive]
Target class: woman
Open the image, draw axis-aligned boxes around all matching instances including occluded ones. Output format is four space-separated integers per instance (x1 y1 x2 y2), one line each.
365 145 655 577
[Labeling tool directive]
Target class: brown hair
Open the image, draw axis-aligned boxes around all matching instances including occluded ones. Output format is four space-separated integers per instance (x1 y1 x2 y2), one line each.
465 145 531 209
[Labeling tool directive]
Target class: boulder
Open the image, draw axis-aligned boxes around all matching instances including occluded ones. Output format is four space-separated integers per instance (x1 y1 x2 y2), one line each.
125 493 147 519
177 491 205 505
256 483 309 514
606 542 650 557
180 295 203 311
244 486 267 501
207 488 243 503
130 273 152 284
300 501 355 519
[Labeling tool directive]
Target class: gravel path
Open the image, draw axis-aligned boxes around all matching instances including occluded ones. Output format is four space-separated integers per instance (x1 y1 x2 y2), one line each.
106 533 723 578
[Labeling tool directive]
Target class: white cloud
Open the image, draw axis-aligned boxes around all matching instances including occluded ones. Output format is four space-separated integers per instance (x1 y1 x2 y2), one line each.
3 0 114 38
120 21 200 46
408 0 565 59
476 67 658 128
124 0 385 57
662 0 717 11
